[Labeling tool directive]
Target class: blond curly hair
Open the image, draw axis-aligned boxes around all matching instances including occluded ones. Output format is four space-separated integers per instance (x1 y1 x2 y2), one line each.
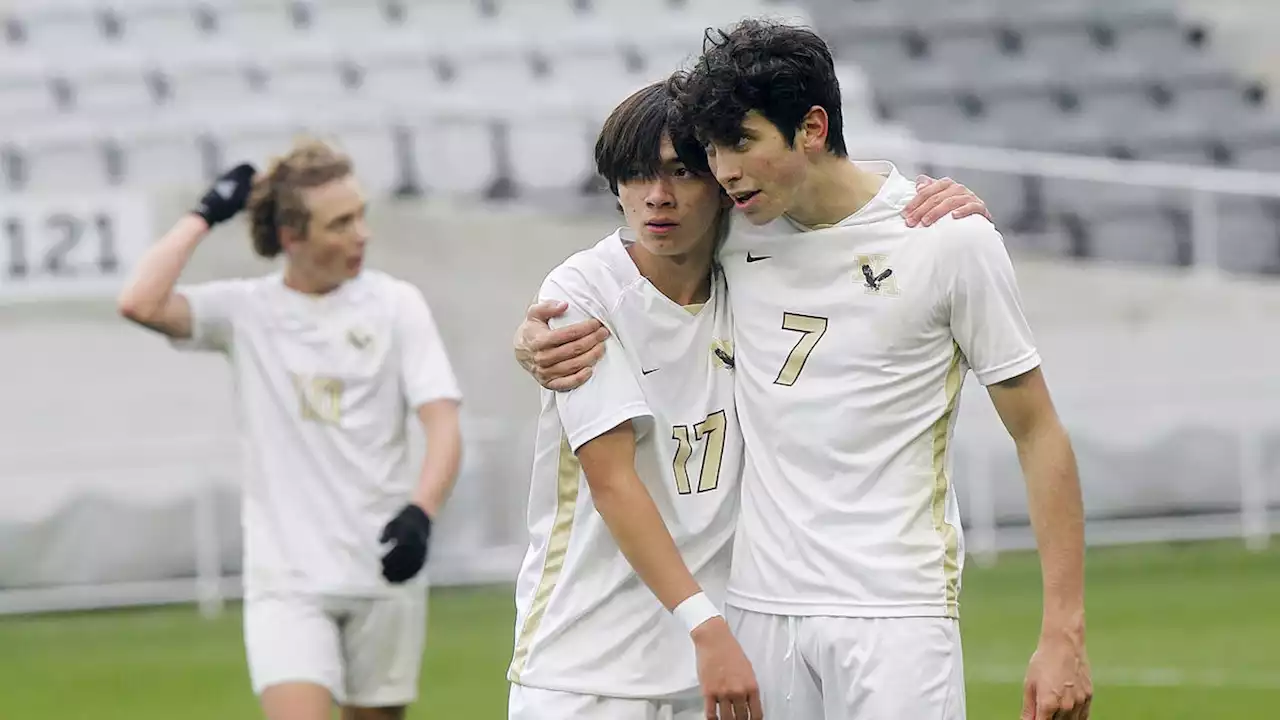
247 139 354 258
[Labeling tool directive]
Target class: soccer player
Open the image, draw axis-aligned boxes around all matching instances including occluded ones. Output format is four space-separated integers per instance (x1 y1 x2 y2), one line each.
506 81 761 720
116 140 463 720
516 19 1092 720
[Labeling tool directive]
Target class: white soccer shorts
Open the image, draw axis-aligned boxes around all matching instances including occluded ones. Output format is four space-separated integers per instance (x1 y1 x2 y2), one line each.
243 589 427 708
727 607 966 720
508 684 704 720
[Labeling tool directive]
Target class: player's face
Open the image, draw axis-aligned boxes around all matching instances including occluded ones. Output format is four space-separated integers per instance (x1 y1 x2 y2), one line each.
616 134 724 258
706 111 808 225
291 175 370 289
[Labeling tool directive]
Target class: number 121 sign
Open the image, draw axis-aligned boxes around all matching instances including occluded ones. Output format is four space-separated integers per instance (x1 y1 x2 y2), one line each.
0 193 153 303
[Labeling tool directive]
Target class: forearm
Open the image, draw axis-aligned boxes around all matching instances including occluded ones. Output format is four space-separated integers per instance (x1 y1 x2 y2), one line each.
590 472 701 611
1018 420 1086 635
411 411 462 517
117 214 207 319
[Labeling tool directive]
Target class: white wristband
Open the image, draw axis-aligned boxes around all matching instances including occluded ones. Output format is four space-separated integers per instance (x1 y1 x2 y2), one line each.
673 592 722 634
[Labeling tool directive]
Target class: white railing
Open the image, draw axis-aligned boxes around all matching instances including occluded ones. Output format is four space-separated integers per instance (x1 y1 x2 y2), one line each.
865 135 1280 276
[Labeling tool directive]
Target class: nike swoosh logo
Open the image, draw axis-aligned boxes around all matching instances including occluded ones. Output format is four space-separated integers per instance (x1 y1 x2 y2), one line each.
746 253 771 263
642 368 659 376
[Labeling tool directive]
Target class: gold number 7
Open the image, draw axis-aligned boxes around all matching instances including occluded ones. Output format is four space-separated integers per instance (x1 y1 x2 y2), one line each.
774 312 828 386
672 410 728 495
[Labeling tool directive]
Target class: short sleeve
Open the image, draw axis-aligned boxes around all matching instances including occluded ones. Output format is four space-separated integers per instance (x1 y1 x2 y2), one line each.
945 219 1042 386
395 283 463 409
540 274 651 453
170 279 253 354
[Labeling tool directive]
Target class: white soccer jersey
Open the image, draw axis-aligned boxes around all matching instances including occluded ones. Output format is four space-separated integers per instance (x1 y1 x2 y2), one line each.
719 162 1040 619
172 270 462 598
508 230 741 699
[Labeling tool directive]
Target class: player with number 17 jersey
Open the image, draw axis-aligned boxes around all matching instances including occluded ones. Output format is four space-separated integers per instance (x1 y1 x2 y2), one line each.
508 229 742 699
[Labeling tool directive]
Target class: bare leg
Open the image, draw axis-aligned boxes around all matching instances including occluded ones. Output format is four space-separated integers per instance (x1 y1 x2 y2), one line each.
260 682 334 720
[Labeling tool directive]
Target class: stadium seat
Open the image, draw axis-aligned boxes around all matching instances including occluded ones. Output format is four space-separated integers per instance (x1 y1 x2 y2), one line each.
49 50 159 117
1043 176 1181 216
109 117 209 189
350 40 458 114
0 53 60 124
415 0 494 40
304 0 405 35
198 108 308 175
634 36 701 80
507 116 596 193
1234 145 1280 173
1085 206 1188 265
492 0 588 30
538 27 635 96
982 93 1072 145
412 117 498 194
157 44 269 114
1015 21 1161 89
198 0 312 44
5 122 117 193
256 40 354 106
5 1 115 53
301 117 406 196
1214 198 1280 273
114 3 209 48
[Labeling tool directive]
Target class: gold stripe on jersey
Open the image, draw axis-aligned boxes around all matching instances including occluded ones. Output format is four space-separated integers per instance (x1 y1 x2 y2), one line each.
508 434 582 682
930 344 965 618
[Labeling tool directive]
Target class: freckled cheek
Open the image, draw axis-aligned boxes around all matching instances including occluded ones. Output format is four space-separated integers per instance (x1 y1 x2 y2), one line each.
754 153 804 194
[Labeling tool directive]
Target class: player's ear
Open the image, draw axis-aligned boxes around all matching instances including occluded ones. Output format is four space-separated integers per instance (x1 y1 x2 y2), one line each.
799 106 829 154
278 223 304 251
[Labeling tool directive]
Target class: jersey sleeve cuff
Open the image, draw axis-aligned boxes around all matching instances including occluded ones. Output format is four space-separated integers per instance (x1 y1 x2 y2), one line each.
974 350 1042 386
565 403 652 454
407 387 464 409
167 291 212 352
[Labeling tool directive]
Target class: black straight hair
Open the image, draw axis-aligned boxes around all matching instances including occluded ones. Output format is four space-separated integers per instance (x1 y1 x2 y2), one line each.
594 81 711 196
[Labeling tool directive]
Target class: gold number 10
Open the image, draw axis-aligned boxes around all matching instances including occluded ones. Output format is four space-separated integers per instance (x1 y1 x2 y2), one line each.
671 410 727 495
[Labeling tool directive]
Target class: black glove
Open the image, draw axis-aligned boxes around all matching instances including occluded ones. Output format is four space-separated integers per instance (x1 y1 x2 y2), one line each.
380 503 432 584
192 163 256 227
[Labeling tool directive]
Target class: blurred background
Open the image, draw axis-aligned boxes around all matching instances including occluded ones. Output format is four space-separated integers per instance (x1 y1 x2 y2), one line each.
1 0 1278 717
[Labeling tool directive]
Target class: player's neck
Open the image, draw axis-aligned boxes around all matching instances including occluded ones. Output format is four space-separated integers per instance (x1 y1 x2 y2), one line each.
785 156 884 229
283 264 342 296
627 240 715 306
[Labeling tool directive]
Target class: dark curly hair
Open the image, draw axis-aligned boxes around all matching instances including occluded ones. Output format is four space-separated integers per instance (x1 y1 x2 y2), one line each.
594 81 710 196
668 18 848 157
247 139 353 258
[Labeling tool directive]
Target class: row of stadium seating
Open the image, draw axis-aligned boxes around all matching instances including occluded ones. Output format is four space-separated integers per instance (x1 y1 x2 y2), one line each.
805 0 1280 273
1 38 707 123
0 0 793 51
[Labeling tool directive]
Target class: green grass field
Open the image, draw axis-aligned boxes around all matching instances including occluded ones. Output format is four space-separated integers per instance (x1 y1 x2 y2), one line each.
2 540 1277 719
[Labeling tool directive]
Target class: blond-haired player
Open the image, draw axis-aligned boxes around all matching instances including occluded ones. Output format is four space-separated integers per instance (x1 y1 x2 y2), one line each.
117 140 463 720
